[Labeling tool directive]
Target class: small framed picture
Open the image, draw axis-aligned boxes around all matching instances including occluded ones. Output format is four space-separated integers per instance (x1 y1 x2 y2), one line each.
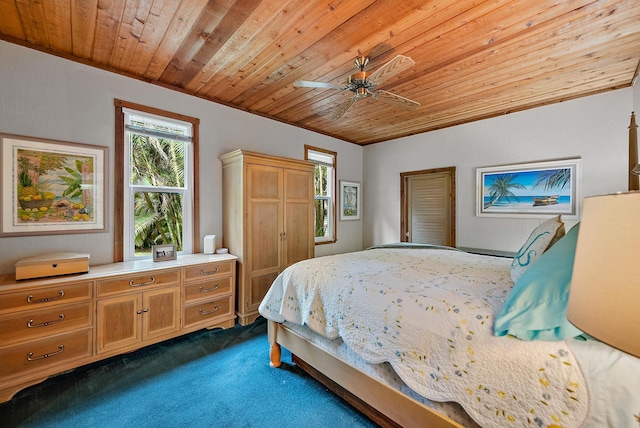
152 244 177 262
340 180 361 221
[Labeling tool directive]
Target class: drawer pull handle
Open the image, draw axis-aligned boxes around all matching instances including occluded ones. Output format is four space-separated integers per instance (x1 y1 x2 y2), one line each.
199 284 219 293
27 345 64 361
28 314 65 328
200 267 219 275
28 291 65 303
199 305 218 316
129 277 155 287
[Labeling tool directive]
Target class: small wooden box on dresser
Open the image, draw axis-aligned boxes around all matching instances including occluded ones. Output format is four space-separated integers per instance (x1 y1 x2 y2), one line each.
0 253 236 403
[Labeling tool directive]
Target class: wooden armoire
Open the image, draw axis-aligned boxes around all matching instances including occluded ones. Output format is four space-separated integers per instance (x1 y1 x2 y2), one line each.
219 150 315 325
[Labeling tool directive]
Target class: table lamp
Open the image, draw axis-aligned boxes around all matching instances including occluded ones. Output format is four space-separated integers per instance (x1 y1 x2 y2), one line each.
567 191 640 358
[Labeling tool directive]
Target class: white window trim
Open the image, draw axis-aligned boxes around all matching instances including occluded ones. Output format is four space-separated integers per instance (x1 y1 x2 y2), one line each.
122 109 194 260
306 147 336 244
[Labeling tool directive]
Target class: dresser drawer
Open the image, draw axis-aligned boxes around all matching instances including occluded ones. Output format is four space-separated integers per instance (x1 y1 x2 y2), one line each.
0 302 93 347
96 269 181 297
0 282 93 314
183 295 233 328
183 276 232 304
183 261 234 283
0 329 93 380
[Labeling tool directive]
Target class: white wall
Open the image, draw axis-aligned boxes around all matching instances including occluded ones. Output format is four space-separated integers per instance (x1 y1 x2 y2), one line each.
0 41 362 274
363 87 636 252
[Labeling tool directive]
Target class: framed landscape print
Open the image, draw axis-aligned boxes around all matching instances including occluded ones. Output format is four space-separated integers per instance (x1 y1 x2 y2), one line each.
476 158 581 219
340 180 361 220
1 134 108 236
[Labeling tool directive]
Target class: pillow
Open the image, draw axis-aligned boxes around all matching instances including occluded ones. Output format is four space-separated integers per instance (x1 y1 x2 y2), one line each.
494 224 583 341
510 215 565 283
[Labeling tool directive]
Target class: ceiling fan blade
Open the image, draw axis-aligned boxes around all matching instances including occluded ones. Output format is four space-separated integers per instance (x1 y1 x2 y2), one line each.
371 90 420 111
367 55 415 86
293 80 346 90
330 96 358 120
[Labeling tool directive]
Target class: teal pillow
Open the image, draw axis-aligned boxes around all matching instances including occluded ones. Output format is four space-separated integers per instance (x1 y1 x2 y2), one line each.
494 224 584 341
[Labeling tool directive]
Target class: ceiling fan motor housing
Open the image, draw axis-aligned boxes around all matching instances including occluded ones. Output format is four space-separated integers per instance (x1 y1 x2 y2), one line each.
348 71 371 85
348 71 376 96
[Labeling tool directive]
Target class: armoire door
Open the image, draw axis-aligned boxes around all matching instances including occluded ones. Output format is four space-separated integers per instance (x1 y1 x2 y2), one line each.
246 164 283 313
283 168 315 268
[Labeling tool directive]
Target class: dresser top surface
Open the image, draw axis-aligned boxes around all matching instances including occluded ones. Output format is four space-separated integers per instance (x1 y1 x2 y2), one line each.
0 253 237 289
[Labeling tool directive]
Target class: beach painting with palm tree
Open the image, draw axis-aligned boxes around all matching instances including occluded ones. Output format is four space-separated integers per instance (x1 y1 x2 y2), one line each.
476 158 581 218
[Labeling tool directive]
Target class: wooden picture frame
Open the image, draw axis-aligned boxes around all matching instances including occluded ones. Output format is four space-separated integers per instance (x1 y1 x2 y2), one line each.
1 133 108 236
340 180 361 221
152 244 177 262
476 158 581 219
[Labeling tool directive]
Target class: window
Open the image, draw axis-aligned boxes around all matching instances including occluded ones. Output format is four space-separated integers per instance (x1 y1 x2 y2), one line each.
305 145 336 244
115 100 200 261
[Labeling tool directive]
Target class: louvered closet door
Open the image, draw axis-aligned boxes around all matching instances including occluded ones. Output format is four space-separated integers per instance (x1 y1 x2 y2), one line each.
406 171 453 246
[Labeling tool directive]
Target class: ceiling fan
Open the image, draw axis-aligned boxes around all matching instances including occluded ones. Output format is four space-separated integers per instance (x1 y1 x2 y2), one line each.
294 55 420 120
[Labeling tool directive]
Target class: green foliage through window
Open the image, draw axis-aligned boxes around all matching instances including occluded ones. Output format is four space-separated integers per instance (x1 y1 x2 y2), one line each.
129 134 186 256
306 146 336 243
314 164 330 238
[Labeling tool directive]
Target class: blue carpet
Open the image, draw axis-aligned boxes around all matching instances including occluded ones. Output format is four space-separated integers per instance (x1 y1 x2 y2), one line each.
0 319 377 427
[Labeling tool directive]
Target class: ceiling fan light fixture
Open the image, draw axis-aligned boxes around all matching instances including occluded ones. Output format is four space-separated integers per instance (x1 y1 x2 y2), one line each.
354 56 369 70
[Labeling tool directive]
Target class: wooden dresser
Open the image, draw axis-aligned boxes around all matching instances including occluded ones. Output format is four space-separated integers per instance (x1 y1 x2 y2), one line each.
220 150 315 325
0 253 236 403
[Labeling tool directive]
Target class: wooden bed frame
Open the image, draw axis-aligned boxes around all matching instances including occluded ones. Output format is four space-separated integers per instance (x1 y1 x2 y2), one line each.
267 320 464 428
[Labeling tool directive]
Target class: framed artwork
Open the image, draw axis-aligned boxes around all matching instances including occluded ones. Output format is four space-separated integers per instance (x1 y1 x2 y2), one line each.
476 158 581 219
1 134 108 236
152 244 177 262
340 180 361 221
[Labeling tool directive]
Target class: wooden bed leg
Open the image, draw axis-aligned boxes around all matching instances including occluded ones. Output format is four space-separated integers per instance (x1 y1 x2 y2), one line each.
267 320 282 368
270 343 282 368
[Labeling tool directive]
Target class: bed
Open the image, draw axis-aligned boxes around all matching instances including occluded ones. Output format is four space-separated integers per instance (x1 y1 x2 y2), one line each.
258 218 640 427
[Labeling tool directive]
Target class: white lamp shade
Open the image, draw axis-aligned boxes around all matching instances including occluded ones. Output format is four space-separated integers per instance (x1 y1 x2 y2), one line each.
567 192 640 357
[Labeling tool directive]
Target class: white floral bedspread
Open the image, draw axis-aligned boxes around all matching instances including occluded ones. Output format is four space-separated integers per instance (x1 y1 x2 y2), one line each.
259 247 589 428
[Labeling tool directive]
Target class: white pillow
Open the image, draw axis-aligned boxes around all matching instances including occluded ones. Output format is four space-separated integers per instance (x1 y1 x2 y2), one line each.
510 215 565 283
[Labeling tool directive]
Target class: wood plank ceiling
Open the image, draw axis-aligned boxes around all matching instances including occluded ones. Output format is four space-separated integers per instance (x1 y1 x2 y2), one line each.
1 0 639 145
